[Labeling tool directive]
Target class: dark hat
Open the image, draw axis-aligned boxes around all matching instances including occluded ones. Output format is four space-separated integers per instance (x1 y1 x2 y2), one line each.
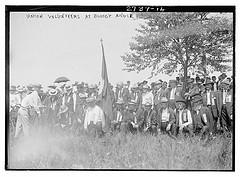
192 95 203 104
203 80 213 86
142 80 148 84
176 98 186 104
169 79 177 83
221 78 230 85
65 85 72 91
48 85 57 89
10 85 17 91
187 79 194 84
190 92 201 99
32 83 43 89
26 84 34 91
131 84 138 90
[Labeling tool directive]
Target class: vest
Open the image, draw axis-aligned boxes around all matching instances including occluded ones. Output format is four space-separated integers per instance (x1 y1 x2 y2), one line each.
176 109 189 124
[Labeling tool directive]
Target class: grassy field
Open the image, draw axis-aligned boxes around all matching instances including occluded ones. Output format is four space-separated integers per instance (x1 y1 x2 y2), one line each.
7 128 233 170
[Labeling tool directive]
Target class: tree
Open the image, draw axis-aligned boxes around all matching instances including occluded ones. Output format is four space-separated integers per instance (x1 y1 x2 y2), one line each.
121 12 233 92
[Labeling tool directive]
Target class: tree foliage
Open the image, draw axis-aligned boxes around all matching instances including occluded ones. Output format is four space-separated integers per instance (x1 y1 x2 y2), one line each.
121 12 233 82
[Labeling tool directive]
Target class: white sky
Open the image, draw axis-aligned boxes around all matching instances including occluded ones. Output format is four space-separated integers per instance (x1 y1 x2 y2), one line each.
10 12 232 89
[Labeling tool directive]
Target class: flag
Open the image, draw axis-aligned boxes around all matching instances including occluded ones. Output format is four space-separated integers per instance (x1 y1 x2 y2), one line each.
97 39 113 132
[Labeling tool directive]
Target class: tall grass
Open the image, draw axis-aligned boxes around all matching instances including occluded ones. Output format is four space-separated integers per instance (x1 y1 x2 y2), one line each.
8 129 232 170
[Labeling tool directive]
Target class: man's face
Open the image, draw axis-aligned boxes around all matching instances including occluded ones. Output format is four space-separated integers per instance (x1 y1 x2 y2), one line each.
178 102 185 110
162 102 168 109
142 88 148 93
205 84 212 91
212 77 216 82
155 84 161 90
88 101 95 108
170 82 176 88
145 105 151 111
162 82 167 89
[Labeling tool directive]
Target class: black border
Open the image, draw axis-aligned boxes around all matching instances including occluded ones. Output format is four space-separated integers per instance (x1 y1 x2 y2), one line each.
5 5 235 171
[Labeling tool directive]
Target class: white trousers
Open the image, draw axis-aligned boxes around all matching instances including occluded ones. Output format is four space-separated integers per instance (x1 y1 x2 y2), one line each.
14 107 30 138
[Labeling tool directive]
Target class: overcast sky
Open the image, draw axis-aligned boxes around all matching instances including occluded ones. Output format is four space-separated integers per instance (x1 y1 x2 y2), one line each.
10 12 232 89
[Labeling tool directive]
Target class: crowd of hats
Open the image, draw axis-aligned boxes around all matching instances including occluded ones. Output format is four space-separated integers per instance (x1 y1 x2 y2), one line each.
10 73 232 103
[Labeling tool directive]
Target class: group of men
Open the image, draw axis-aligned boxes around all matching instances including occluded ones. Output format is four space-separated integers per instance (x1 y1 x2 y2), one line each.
9 73 233 139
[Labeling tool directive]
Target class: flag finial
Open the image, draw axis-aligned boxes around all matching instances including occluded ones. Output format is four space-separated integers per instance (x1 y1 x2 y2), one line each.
100 38 103 43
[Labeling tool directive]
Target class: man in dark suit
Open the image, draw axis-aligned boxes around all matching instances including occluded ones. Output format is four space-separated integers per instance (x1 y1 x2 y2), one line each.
166 80 183 110
122 83 131 105
174 98 194 137
216 79 233 131
191 95 214 138
115 82 124 102
202 80 220 134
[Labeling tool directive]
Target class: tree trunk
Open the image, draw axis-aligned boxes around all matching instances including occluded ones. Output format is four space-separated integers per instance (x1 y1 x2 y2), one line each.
183 62 188 94
202 52 207 78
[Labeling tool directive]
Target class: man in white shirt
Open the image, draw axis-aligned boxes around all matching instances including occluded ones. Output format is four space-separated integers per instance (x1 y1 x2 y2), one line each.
14 85 35 138
84 96 105 137
10 86 18 112
141 85 154 109
15 86 26 106
174 98 194 137
157 97 176 135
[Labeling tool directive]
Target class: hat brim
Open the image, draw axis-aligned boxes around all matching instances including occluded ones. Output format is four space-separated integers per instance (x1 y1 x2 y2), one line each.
49 91 58 96
176 101 186 104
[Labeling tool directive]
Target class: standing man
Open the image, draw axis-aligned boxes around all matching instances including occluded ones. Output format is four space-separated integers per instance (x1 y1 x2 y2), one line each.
141 85 154 109
166 80 183 110
122 83 131 105
202 80 220 134
42 88 61 128
153 80 166 111
130 84 141 105
115 82 124 103
70 84 81 131
28 84 45 134
9 86 18 130
212 76 218 91
217 79 233 131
